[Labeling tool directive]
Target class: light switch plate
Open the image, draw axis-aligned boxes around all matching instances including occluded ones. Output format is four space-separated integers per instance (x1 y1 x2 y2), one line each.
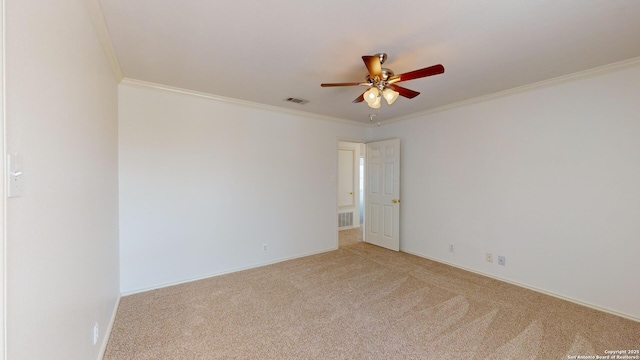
8 154 23 197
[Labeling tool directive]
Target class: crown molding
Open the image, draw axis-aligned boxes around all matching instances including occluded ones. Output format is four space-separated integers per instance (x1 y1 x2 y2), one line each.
380 56 640 126
120 78 368 127
85 0 123 82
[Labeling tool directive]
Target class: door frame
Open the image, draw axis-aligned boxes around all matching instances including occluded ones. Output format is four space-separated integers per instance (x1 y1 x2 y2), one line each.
1 1 6 356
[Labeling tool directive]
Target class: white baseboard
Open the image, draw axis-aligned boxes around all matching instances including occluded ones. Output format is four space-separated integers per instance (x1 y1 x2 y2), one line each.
121 247 338 296
97 294 121 360
400 248 640 323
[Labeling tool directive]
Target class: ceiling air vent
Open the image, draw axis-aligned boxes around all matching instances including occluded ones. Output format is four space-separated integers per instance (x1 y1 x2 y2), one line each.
283 97 309 105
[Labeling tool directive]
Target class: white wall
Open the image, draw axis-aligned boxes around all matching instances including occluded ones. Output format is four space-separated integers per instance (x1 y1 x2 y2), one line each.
372 62 640 320
119 84 366 294
5 0 120 359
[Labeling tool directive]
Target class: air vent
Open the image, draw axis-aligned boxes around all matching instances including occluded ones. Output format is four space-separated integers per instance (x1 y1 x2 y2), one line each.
338 212 354 228
283 97 309 105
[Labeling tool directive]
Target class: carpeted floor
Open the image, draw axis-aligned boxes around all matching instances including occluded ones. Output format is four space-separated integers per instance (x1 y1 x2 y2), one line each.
338 227 364 247
105 230 639 359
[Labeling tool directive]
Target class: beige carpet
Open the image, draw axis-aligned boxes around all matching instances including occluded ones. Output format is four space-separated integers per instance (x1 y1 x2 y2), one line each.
338 227 364 247
105 232 639 359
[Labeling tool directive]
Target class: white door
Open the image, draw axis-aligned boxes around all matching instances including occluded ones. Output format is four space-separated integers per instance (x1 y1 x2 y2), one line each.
338 148 355 208
365 139 400 251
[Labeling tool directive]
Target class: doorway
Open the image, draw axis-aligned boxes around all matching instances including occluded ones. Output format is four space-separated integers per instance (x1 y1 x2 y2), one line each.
337 141 365 247
337 138 401 251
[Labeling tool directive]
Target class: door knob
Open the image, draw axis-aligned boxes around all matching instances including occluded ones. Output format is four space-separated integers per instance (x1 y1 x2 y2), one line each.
392 199 400 203
350 192 353 195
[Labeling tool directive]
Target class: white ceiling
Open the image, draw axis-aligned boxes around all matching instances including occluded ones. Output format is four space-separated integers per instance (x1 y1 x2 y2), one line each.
99 0 640 124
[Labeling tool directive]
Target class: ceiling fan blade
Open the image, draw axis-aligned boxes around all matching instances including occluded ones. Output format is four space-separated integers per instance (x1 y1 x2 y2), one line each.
390 85 420 99
352 92 365 103
388 64 444 84
362 55 382 77
321 82 363 87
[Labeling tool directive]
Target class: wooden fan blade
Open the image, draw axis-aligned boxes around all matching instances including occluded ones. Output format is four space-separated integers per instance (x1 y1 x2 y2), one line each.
321 82 363 87
352 92 365 103
362 55 382 77
389 64 444 84
390 85 420 99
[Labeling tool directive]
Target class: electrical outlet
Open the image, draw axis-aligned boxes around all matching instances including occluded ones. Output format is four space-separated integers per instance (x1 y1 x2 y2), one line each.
263 244 267 251
498 256 506 266
486 253 493 263
449 244 455 253
93 322 99 345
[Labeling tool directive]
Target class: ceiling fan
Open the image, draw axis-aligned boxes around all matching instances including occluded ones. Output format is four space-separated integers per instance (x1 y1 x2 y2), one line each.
321 53 444 109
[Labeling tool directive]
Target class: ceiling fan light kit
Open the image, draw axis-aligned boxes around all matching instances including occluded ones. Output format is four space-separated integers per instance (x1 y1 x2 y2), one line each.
383 88 399 105
364 87 381 108
321 53 445 109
